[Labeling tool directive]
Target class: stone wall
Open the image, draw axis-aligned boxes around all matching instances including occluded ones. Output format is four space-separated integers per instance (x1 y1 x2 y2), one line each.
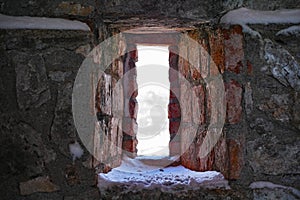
0 0 300 199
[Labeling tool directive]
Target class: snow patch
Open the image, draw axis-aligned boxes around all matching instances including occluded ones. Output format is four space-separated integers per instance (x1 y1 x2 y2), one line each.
276 25 300 36
69 141 84 162
250 181 300 198
98 156 229 193
221 7 300 37
0 14 90 31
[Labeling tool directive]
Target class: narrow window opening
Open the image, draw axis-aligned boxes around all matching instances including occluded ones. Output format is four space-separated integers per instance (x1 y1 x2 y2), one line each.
135 45 170 157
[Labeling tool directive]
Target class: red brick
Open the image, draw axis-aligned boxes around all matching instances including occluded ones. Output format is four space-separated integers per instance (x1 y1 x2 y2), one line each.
223 26 244 74
227 138 244 180
169 49 179 70
169 120 180 134
169 67 179 83
168 103 181 119
195 129 214 171
123 74 138 98
209 28 225 75
191 66 201 80
129 98 138 119
169 141 181 156
199 38 209 79
182 58 190 79
170 86 180 99
213 134 228 176
181 142 199 171
129 50 137 61
180 81 192 123
122 139 138 155
225 80 242 124
122 117 137 137
192 85 205 125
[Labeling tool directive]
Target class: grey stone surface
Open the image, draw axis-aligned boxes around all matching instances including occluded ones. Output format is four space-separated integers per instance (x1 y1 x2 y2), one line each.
252 187 300 200
247 133 300 176
13 52 51 109
19 176 60 196
263 39 300 91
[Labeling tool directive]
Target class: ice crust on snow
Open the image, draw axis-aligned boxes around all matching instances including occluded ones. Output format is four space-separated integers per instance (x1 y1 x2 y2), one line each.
0 14 90 31
98 156 229 192
221 8 300 37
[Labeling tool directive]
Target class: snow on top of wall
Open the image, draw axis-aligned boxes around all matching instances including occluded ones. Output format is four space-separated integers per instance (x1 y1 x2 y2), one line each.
0 14 90 31
221 8 300 25
98 156 230 193
276 25 300 36
220 7 300 37
249 181 300 198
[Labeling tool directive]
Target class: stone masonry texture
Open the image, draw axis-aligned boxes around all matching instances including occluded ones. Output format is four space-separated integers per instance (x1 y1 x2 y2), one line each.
0 0 300 199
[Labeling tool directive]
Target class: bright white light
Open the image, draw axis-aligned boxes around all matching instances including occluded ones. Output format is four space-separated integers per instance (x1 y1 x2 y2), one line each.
136 45 170 157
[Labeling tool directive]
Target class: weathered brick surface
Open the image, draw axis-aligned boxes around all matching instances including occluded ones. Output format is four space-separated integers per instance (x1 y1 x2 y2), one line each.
168 103 181 119
169 141 181 156
96 73 112 115
209 28 225 75
199 38 210 79
192 85 205 125
112 78 123 117
223 25 244 74
122 139 138 156
225 80 242 124
213 134 228 176
169 120 180 135
180 80 192 123
227 138 244 180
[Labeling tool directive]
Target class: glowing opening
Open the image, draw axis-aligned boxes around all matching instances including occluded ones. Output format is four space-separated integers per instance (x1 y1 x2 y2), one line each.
136 45 170 157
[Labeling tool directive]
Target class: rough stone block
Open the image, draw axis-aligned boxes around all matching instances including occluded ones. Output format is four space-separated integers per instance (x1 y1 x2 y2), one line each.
244 82 253 116
20 176 59 196
56 2 94 16
14 52 51 110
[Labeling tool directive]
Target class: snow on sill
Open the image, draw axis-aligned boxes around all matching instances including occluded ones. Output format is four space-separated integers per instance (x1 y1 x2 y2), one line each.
220 7 300 37
0 14 90 31
98 156 230 192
